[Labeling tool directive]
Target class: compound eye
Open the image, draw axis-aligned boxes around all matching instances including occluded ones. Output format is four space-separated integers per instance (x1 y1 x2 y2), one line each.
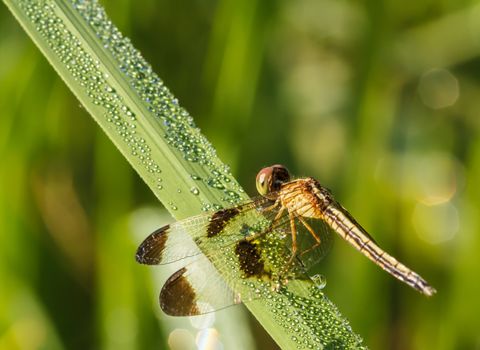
256 165 291 196
256 167 272 196
270 164 290 191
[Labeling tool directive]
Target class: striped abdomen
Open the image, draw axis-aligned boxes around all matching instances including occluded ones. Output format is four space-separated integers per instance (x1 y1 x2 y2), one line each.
322 203 436 296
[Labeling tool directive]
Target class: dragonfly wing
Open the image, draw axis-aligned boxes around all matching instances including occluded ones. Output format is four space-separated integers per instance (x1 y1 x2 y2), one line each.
160 254 242 316
136 218 205 265
159 213 317 315
160 238 308 316
290 213 334 271
136 197 275 265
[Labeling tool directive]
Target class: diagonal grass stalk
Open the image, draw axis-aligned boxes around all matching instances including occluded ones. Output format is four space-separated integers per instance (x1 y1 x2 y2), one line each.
3 0 365 348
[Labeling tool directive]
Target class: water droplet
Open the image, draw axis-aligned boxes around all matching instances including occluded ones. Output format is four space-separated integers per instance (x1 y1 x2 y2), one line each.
168 202 178 211
190 187 200 195
311 274 327 290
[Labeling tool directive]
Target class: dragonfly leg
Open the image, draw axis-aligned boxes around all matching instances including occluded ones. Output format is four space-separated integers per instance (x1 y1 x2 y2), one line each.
286 211 298 268
297 216 322 257
260 199 281 213
272 210 299 280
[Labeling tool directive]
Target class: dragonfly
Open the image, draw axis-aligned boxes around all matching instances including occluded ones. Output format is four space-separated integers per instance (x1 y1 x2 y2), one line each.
136 165 436 316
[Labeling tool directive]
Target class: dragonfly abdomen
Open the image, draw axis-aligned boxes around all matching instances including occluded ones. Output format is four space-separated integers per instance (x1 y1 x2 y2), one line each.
323 204 436 296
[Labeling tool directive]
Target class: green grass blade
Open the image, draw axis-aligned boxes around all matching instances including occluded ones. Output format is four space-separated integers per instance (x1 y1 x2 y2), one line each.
3 0 365 348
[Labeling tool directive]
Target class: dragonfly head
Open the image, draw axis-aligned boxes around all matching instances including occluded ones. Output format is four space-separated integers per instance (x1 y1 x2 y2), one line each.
256 165 291 199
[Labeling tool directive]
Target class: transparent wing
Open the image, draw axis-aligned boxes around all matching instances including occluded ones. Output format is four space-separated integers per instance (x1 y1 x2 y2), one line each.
287 212 334 271
160 254 242 316
135 197 275 265
160 235 307 316
136 185 306 265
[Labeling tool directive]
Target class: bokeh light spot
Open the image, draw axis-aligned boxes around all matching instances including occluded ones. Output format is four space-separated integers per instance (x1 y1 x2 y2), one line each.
196 328 223 350
418 68 459 109
168 328 195 350
412 201 459 244
375 151 462 205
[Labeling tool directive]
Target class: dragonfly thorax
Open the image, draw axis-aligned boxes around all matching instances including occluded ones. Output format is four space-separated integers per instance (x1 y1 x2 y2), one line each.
279 178 325 219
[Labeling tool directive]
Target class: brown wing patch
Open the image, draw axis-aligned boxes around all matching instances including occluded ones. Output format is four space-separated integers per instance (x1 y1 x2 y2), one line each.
160 267 200 316
235 240 269 278
207 207 240 237
136 226 169 265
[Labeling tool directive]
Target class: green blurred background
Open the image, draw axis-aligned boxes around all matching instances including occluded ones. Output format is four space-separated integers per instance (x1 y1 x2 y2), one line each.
1 0 480 349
